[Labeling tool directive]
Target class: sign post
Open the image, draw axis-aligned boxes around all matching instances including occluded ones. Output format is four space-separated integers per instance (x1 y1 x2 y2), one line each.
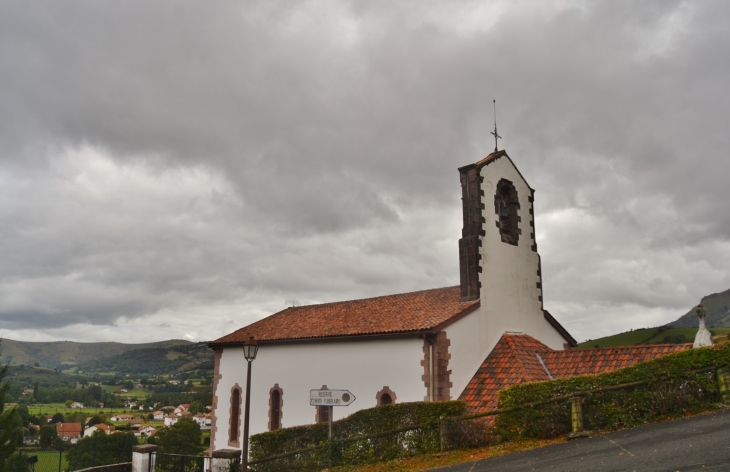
310 389 356 440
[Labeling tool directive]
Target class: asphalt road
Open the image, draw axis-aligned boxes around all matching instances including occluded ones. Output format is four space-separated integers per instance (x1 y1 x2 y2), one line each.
430 409 730 471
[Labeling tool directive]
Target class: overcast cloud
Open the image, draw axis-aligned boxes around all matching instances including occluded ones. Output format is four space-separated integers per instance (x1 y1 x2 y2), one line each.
1 0 729 344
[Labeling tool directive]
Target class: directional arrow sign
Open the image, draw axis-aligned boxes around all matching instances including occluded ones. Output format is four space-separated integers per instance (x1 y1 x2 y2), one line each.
310 389 356 407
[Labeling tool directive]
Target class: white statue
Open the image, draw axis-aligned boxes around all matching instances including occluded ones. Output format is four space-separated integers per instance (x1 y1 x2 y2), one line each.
693 304 713 348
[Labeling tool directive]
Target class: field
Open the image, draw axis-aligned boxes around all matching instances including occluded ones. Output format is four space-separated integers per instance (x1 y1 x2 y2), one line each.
578 327 730 349
25 403 145 417
18 450 67 472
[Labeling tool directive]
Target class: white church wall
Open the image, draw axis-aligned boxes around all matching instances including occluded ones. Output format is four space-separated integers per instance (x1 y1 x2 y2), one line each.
441 309 482 399
212 336 425 449
477 157 567 352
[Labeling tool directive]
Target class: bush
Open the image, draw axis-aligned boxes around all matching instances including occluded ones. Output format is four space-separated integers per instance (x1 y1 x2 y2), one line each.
66 431 138 470
495 343 730 440
249 400 466 471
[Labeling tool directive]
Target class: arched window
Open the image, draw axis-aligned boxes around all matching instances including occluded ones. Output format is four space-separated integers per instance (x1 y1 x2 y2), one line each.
315 385 330 424
376 386 397 406
269 384 283 431
495 179 520 246
228 385 242 446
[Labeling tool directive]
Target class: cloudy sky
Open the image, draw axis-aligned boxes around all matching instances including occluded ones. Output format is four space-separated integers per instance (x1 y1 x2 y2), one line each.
1 0 729 344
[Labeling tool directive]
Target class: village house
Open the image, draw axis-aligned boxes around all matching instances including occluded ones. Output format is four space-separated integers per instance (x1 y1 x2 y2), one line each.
110 414 134 422
135 425 157 438
152 410 165 420
208 148 688 453
56 423 82 443
84 424 115 437
193 413 212 431
164 414 179 427
174 404 190 414
70 402 84 409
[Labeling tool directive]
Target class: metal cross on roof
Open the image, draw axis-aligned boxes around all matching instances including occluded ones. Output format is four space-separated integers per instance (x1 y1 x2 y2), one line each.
491 99 501 152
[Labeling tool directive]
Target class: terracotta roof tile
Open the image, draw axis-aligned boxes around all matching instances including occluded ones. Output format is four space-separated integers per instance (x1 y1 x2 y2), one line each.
543 344 690 378
460 334 691 414
56 423 82 436
459 334 553 414
211 286 478 345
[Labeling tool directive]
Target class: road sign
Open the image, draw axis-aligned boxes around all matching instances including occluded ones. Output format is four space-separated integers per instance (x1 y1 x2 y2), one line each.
310 389 356 407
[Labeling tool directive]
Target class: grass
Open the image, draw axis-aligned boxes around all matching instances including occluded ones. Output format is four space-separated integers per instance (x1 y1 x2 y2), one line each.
21 450 68 471
328 438 565 472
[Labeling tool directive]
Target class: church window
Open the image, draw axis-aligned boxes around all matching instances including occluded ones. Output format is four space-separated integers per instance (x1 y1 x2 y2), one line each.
376 386 397 406
228 385 242 446
316 405 330 424
315 385 330 424
269 384 283 431
495 179 520 246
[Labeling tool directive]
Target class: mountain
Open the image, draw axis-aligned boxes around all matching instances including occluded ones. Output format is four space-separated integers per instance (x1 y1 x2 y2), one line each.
76 342 215 375
669 287 730 328
0 338 192 368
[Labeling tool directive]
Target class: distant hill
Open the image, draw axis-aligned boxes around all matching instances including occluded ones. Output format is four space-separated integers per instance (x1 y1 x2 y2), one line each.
0 338 192 368
577 327 730 349
669 287 730 328
76 342 214 375
577 287 730 349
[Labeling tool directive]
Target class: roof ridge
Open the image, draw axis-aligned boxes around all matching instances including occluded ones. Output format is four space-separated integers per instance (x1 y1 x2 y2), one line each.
285 285 462 311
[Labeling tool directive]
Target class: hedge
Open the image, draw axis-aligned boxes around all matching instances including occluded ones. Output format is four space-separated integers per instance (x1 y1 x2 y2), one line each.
495 343 730 440
249 400 466 471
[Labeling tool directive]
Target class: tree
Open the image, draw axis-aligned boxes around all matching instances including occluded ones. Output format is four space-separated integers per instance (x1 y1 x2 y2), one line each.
50 413 64 424
33 381 39 399
149 417 202 455
39 425 58 449
88 385 103 402
188 402 205 414
64 400 73 408
0 352 22 468
66 431 138 470
87 415 105 427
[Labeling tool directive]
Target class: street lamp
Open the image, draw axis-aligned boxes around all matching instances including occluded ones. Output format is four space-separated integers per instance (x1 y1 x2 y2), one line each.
241 337 258 471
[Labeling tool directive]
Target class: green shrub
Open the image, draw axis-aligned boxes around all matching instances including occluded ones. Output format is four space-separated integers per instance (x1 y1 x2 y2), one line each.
495 343 730 440
249 400 466 471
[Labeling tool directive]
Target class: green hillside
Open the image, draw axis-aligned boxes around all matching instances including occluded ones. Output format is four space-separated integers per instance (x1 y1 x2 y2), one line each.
76 342 214 375
578 327 730 349
0 338 192 368
669 287 730 328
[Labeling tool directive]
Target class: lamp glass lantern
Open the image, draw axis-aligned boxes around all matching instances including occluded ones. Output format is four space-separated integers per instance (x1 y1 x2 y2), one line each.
243 337 259 361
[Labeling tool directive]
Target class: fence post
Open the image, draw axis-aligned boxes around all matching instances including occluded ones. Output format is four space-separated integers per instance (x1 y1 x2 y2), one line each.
718 368 730 402
439 417 448 452
570 397 584 436
211 449 241 472
131 444 157 472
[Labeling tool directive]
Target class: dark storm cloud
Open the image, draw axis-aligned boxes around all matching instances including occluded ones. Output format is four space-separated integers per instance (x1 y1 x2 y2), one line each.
1 0 729 341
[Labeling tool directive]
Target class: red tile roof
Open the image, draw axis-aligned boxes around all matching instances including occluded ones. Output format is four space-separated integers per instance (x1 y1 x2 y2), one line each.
459 334 552 413
459 334 691 414
211 286 479 345
542 344 690 378
56 423 82 437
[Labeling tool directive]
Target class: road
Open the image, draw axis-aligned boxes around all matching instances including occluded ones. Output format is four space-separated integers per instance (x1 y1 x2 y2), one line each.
430 409 730 471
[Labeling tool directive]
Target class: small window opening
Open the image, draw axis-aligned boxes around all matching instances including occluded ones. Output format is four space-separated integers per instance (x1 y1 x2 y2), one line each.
271 389 281 431
229 387 241 444
495 179 520 246
376 386 397 406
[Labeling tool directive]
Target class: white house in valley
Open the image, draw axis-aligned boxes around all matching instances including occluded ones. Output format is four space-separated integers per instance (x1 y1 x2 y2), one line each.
208 149 577 453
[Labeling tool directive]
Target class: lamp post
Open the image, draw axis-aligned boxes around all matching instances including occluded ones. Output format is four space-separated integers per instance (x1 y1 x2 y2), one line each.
241 337 259 472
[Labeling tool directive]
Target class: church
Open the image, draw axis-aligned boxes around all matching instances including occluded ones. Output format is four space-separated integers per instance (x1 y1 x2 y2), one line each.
207 148 685 452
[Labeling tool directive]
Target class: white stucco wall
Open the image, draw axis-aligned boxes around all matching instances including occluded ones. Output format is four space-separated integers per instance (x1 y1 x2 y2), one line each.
477 156 567 354
212 336 425 450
